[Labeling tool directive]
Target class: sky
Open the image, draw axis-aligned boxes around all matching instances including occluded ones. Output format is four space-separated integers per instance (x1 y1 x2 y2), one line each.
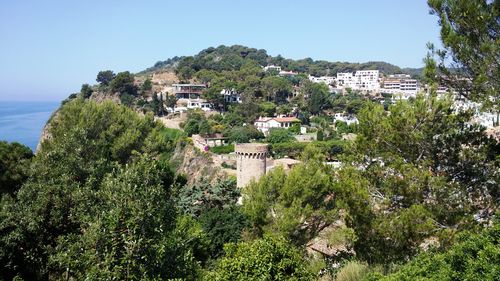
0 0 443 101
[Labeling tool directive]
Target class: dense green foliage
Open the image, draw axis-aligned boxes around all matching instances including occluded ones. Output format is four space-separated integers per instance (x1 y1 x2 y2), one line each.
269 140 345 159
267 128 296 144
174 178 239 217
0 141 33 195
209 144 234 154
371 220 500 280
206 235 315 280
169 45 415 79
198 206 249 259
243 158 336 243
0 100 204 280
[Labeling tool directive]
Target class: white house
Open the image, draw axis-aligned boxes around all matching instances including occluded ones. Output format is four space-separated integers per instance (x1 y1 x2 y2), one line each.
254 116 301 135
187 100 212 111
333 113 359 125
309 75 336 85
220 89 242 103
263 65 282 73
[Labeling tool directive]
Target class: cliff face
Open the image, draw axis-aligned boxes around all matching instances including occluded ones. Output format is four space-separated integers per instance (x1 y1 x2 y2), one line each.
170 142 231 186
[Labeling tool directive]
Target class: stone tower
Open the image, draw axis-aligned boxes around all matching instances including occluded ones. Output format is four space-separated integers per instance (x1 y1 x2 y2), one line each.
235 143 268 188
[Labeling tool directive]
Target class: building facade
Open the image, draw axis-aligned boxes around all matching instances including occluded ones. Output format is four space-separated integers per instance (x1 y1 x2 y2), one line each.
172 84 206 100
380 74 420 99
254 116 301 135
336 70 380 91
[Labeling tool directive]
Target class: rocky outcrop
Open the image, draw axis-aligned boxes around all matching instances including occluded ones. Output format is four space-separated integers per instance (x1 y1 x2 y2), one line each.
170 142 231 186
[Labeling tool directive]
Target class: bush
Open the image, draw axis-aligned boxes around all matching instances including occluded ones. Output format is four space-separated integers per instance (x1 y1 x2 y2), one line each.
206 235 315 280
335 261 370 281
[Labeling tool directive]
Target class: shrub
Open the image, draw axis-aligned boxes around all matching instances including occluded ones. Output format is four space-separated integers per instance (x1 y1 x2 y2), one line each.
335 261 370 281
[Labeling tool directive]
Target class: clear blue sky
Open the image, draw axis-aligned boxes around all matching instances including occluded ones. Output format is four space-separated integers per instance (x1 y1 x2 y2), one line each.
0 0 442 101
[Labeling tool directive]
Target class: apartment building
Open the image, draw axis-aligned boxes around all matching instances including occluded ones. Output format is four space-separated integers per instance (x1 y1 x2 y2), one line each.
336 70 380 91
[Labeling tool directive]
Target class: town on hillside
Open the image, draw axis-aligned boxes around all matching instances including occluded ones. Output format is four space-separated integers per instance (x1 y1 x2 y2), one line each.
71 46 499 190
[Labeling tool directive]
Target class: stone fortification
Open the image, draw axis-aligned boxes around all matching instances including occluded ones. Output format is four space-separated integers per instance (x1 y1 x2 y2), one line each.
235 143 268 188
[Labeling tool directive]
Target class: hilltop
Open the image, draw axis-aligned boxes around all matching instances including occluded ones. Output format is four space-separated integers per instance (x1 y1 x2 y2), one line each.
140 44 423 78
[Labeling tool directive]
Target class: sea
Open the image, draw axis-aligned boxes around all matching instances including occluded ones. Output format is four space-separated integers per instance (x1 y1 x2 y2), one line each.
0 101 60 151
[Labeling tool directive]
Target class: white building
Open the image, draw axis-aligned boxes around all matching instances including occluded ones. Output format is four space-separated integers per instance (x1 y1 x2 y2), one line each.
309 75 336 85
336 70 380 91
187 100 212 111
278 70 298 76
333 113 359 126
380 74 420 100
263 65 282 72
254 116 301 135
220 89 242 103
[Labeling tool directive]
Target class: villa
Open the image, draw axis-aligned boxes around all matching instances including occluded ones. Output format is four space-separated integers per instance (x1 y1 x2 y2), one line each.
254 116 301 135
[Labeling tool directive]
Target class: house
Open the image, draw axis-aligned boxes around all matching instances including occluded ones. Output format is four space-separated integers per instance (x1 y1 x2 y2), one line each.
263 65 282 73
333 113 359 125
172 84 206 100
220 89 242 103
309 75 336 85
278 70 298 77
254 116 301 135
187 100 212 111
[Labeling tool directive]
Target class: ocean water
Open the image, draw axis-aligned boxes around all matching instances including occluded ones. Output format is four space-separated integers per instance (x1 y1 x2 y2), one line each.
0 101 60 151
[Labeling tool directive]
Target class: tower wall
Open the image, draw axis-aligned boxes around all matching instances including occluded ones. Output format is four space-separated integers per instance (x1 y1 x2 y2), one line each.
235 143 268 188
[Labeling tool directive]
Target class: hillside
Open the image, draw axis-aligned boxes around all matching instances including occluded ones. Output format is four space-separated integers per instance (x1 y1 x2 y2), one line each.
141 45 423 78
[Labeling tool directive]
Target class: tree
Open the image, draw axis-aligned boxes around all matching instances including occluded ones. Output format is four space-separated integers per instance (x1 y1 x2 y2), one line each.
96 70 115 86
110 71 137 96
0 98 173 280
305 82 330 115
140 78 153 97
158 93 165 116
338 95 498 264
259 101 277 116
198 206 249 258
373 220 500 281
243 158 336 242
261 76 293 104
0 141 33 195
267 128 295 144
80 83 93 99
206 235 315 281
427 0 499 116
174 178 239 217
0 99 198 280
226 126 263 143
